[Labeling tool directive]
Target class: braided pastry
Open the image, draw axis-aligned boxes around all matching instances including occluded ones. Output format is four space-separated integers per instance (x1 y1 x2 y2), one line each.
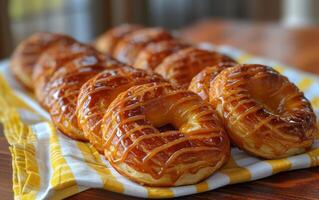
113 28 173 65
209 64 317 159
155 47 235 89
94 24 142 55
134 40 189 72
76 66 166 153
189 62 237 101
10 32 74 89
101 82 230 186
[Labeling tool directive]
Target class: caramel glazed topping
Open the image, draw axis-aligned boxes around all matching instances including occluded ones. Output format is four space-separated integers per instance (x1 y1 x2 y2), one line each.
32 41 101 107
155 47 236 89
76 66 167 153
101 82 230 186
10 32 75 89
13 26 317 187
209 64 317 159
113 27 174 65
43 54 122 141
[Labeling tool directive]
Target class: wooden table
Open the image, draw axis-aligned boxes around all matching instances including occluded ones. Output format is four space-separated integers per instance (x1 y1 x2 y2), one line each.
1 19 319 200
182 19 319 75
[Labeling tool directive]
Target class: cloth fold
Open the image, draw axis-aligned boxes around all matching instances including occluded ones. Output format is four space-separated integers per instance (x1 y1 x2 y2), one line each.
1 44 318 199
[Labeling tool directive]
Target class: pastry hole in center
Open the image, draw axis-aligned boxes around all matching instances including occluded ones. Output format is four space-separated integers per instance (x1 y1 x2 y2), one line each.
246 72 288 115
157 123 178 132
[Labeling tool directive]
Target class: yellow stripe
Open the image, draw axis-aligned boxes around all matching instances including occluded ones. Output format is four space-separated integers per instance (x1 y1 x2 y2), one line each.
76 142 124 193
311 96 319 110
146 187 174 198
10 147 20 198
297 78 314 91
0 74 79 198
196 181 209 193
77 141 175 198
0 75 36 112
237 54 252 64
50 185 82 200
77 141 174 198
219 157 251 184
273 66 285 74
49 124 79 192
11 145 40 200
0 96 41 198
307 148 319 167
266 159 292 174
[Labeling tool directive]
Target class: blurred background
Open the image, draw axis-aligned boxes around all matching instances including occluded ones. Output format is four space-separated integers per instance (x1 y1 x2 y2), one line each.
1 0 319 58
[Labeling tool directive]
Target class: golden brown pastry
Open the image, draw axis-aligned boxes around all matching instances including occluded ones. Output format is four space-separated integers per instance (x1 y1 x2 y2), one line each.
209 64 317 159
133 40 189 72
155 47 235 89
32 42 103 107
76 66 166 153
189 62 237 101
94 24 143 55
101 82 230 186
113 28 173 65
44 61 121 141
10 32 75 89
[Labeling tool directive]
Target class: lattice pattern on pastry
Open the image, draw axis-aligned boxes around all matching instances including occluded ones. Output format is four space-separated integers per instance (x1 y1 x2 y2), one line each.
76 66 166 153
210 64 317 158
102 82 229 184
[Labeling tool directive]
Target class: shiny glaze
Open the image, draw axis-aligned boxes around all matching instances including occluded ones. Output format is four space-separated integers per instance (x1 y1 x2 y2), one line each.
155 47 235 89
189 62 237 101
210 64 317 159
76 66 166 153
32 42 103 107
44 61 119 141
10 32 74 89
133 40 189 72
94 24 142 55
113 28 173 65
101 82 230 186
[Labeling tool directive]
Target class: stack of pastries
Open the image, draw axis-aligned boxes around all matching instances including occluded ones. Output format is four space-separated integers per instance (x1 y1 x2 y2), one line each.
10 24 317 186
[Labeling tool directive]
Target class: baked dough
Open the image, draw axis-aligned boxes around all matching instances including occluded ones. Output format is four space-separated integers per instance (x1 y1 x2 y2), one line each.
44 61 121 141
189 62 237 101
101 82 230 186
32 42 103 107
155 47 235 89
113 28 173 65
209 64 317 159
76 66 166 153
10 32 74 89
94 24 142 55
134 40 189 72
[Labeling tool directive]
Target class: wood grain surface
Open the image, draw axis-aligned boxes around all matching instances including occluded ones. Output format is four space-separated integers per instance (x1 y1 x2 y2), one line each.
1 19 319 200
182 19 319 75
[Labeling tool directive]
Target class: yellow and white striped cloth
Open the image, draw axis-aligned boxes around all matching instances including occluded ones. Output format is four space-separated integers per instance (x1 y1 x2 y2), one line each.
1 44 319 199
